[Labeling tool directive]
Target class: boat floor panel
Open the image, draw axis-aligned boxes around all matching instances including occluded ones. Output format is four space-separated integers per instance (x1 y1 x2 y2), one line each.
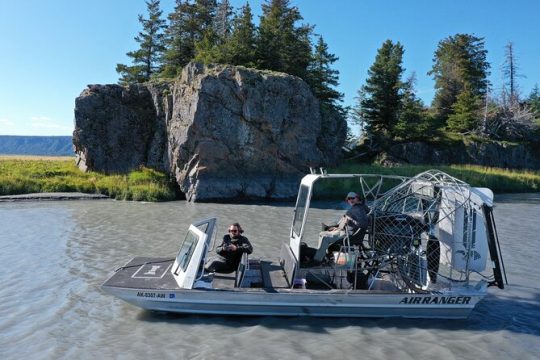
210 260 289 290
212 273 236 289
260 260 289 289
102 257 179 290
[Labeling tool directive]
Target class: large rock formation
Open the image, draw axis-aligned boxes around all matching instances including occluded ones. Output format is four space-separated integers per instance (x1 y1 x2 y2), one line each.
73 63 347 201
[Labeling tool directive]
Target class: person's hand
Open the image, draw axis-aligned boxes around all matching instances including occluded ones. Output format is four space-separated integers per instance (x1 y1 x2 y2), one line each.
228 244 237 251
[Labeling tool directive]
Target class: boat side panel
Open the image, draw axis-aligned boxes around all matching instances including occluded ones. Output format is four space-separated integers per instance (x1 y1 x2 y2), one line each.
103 287 483 319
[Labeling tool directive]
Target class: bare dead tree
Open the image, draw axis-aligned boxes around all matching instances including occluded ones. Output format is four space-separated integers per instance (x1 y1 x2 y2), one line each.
481 42 536 140
502 42 524 106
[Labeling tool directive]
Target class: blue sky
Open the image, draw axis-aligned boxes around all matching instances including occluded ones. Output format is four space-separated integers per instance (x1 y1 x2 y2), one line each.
0 0 539 136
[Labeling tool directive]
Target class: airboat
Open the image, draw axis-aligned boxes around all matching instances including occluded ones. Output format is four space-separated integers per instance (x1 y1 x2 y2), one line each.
102 170 507 318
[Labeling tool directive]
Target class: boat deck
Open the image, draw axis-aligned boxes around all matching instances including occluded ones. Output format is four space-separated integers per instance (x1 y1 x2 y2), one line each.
102 257 179 290
102 257 291 291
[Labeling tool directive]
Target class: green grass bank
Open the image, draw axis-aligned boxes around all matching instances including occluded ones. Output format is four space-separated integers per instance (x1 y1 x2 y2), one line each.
1 158 539 202
327 163 540 194
0 158 178 201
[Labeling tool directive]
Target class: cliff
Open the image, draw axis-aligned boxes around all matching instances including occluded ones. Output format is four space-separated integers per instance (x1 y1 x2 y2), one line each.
73 62 347 201
387 141 540 169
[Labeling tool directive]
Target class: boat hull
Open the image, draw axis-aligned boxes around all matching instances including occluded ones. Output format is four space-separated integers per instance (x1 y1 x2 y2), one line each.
102 285 484 319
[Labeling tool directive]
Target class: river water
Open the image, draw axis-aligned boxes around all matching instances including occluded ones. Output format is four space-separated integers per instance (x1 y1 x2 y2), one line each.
0 196 539 360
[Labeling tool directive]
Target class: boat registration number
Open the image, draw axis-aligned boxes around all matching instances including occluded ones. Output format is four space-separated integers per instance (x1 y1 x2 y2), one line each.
136 292 166 299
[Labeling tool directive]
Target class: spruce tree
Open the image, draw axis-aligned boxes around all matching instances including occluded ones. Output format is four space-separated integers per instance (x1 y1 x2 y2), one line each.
161 0 195 77
195 0 217 30
194 28 223 64
116 0 166 85
213 0 233 40
353 40 404 144
194 1 230 64
447 87 481 133
162 0 217 77
306 36 343 109
394 74 429 140
225 3 257 67
528 84 540 119
256 0 312 78
429 34 490 124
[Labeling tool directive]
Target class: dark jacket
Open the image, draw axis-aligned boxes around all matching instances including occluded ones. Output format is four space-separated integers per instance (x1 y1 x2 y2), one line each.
343 202 370 231
216 234 253 267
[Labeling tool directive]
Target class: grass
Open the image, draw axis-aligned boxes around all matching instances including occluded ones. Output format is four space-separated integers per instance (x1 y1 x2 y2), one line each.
1 158 539 202
0 158 178 201
327 163 540 194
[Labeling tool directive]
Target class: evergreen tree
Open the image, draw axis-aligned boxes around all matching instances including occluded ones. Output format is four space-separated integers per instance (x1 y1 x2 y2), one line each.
225 3 257 67
528 84 540 119
193 1 231 64
162 0 217 77
527 85 540 140
429 34 490 124
306 36 343 109
256 0 312 78
116 0 166 85
213 0 233 40
195 0 218 30
394 74 429 140
162 0 196 77
194 28 224 64
447 86 481 133
353 40 404 144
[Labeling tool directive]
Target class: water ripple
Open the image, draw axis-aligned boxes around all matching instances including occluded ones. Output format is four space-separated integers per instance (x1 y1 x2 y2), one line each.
0 199 539 359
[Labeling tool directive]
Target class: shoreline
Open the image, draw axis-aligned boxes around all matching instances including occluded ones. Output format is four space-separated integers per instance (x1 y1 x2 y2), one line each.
1 191 539 204
0 155 74 161
0 192 109 202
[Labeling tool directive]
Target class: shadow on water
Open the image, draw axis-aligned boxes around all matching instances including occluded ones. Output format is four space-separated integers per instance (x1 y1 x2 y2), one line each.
135 290 540 336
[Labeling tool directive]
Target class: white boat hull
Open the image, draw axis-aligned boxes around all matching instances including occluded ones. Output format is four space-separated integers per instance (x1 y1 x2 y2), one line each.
102 285 485 319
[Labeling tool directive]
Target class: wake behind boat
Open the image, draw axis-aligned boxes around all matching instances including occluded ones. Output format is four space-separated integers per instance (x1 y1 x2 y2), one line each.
102 170 507 318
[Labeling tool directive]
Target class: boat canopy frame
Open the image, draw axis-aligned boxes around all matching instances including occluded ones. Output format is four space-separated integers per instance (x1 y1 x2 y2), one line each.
289 172 409 260
287 169 507 292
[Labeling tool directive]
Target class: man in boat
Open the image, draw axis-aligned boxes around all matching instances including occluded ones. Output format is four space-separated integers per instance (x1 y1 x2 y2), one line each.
314 192 370 262
205 223 253 273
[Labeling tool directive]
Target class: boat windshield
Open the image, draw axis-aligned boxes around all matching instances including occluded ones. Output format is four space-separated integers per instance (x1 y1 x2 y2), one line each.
175 230 199 273
292 184 310 237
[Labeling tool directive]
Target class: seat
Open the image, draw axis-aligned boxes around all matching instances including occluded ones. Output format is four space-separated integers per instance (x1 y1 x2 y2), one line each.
314 232 344 262
348 227 367 246
323 227 367 258
234 252 249 287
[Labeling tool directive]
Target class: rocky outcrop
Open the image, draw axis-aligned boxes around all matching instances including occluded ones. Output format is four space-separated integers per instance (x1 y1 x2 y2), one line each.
73 83 168 173
73 63 347 201
388 141 540 169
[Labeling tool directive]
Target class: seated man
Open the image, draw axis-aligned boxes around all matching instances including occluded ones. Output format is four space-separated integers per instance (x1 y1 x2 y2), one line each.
314 192 370 262
205 223 253 273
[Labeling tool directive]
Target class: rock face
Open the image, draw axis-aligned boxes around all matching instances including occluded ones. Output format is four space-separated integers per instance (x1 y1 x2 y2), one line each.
388 141 540 169
73 63 346 201
73 84 168 173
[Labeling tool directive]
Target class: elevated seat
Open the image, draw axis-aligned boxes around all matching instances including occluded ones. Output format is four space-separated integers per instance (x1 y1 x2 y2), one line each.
317 227 368 262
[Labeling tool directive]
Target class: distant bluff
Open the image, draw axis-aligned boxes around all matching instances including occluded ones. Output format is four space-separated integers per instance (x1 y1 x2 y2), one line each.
73 62 347 201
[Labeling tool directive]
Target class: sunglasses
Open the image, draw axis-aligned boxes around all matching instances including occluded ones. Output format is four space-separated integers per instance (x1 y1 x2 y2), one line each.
347 197 356 200
229 229 239 233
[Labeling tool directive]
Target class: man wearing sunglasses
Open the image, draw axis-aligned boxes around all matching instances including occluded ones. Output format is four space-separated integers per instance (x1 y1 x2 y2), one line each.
315 192 370 262
205 222 253 273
